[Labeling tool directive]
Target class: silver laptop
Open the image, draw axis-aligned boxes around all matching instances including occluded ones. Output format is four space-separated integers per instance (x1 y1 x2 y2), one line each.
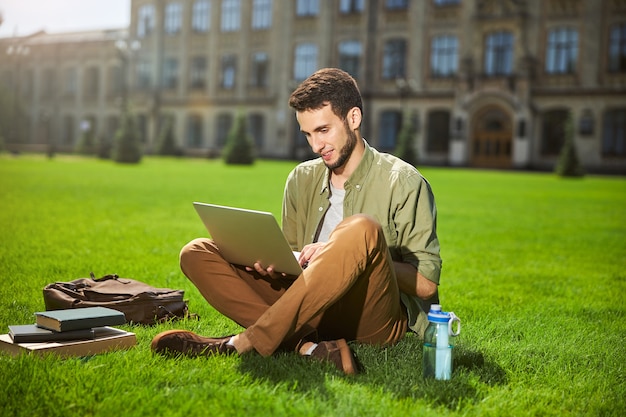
193 202 303 276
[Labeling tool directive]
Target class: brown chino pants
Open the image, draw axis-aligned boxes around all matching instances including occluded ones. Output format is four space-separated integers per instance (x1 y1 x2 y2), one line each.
180 214 408 357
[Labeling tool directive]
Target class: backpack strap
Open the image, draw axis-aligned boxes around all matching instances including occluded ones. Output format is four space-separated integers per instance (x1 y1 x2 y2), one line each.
89 272 131 284
90 272 124 282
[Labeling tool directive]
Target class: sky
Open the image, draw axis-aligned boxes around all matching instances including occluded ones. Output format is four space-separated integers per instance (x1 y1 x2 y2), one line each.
0 0 130 38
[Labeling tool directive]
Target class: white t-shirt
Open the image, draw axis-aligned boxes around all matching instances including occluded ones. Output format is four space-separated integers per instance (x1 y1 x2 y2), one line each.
316 182 345 243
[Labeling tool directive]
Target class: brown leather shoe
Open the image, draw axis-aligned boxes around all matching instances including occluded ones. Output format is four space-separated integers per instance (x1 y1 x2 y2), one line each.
151 330 237 357
309 339 358 375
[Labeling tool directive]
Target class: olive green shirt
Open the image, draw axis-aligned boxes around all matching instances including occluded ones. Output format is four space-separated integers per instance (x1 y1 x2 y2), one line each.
281 140 441 336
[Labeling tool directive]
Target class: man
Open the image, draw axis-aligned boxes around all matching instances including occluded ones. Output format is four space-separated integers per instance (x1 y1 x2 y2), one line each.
151 68 442 375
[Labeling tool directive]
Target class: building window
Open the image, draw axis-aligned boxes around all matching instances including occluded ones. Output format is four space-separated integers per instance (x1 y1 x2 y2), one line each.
250 52 269 88
192 0 211 32
190 56 207 89
81 115 97 140
517 119 527 138
136 60 151 90
109 65 123 95
252 0 272 29
221 0 241 32
292 121 309 150
609 23 626 73
221 55 237 89
426 110 451 153
340 0 364 13
216 113 233 146
158 114 175 145
83 67 98 99
541 109 568 156
379 110 402 151
338 41 362 79
386 0 408 10
164 2 182 34
602 109 626 157
42 68 57 99
133 114 145 143
545 28 578 74
137 5 155 38
23 69 34 99
296 0 319 16
485 31 514 76
294 43 318 81
248 113 265 149
382 39 407 80
430 35 458 77
187 115 204 147
106 115 120 141
61 115 75 145
163 58 179 89
64 67 77 96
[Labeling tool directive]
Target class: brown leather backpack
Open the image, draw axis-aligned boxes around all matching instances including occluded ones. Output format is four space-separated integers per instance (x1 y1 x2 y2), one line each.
43 273 192 325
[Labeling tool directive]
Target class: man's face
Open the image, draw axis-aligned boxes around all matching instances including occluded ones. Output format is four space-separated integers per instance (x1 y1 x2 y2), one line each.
296 104 358 171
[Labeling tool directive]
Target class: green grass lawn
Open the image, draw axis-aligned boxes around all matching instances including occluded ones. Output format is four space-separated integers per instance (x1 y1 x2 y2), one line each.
1 154 624 417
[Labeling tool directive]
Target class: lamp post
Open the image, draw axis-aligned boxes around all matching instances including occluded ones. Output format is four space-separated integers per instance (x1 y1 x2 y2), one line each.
394 77 419 165
6 43 30 145
113 38 143 162
395 77 417 128
115 39 141 115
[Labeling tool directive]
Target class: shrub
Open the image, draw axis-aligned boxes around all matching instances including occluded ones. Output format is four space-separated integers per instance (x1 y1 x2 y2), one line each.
74 129 97 156
222 112 255 165
0 85 14 145
394 116 418 167
112 112 142 164
555 113 585 178
97 136 112 159
156 117 182 157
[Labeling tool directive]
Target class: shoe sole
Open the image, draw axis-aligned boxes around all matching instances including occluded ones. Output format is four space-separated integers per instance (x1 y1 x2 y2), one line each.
336 339 357 375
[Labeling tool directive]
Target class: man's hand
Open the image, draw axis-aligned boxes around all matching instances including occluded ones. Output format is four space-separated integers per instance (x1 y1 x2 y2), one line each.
245 263 287 279
244 242 327 279
298 242 326 268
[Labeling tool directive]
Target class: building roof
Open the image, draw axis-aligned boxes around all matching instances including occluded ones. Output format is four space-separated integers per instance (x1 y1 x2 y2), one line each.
1 28 128 45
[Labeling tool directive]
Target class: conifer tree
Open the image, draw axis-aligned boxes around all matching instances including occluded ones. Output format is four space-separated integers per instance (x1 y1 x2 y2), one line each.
555 112 585 177
75 128 97 156
112 110 142 164
223 112 255 165
97 136 112 159
394 114 418 167
156 117 182 156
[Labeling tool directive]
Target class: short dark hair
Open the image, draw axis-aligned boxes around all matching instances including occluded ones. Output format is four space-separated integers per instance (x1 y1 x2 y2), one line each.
288 68 363 119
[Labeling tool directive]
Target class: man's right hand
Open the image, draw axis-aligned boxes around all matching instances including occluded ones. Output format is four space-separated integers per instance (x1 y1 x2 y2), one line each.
245 262 287 279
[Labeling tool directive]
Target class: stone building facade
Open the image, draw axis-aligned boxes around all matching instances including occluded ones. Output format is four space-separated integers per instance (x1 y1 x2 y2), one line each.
1 0 625 173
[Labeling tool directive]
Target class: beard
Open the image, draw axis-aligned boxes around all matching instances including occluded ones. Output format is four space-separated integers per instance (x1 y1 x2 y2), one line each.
324 121 358 171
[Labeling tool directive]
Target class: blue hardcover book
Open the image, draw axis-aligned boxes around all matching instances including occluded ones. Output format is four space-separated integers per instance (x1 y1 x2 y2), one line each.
9 324 96 343
35 307 126 332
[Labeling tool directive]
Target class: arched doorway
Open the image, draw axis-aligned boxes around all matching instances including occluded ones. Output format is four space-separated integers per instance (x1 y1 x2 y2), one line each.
471 106 513 168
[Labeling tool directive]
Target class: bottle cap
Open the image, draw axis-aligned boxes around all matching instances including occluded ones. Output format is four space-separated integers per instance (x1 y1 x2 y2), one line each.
427 305 450 323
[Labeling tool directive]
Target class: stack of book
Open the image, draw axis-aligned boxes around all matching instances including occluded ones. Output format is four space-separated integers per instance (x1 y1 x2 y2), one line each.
0 306 136 357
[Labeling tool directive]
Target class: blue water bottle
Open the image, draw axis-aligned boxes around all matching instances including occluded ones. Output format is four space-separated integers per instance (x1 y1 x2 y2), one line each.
422 304 461 380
